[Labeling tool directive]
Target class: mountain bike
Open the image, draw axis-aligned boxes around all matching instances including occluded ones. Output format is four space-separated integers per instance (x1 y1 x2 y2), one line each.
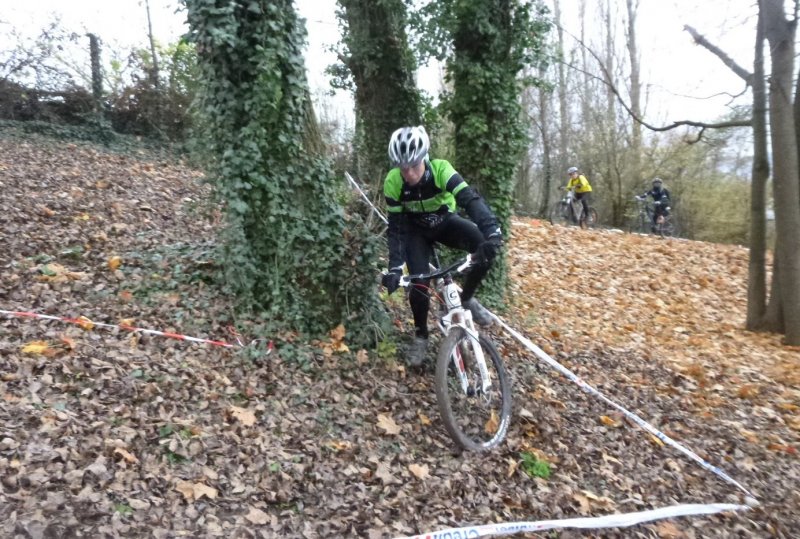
549 189 599 229
396 254 512 451
632 196 677 237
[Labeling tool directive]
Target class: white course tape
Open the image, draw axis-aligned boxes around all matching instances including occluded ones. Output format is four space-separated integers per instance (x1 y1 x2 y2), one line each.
390 318 757 539
493 315 756 499
394 503 748 539
345 171 388 224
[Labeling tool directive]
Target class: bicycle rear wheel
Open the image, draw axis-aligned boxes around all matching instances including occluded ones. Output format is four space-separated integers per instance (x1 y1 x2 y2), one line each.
435 327 512 451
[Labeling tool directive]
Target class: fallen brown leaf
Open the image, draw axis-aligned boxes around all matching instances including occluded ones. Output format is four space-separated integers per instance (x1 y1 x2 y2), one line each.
245 506 270 525
229 406 256 427
113 447 139 464
21 341 50 355
408 463 429 480
175 481 218 502
376 413 401 435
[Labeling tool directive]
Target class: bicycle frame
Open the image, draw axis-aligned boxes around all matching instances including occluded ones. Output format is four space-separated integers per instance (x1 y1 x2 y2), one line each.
436 279 492 395
398 256 493 395
558 190 585 222
634 198 654 228
634 197 671 234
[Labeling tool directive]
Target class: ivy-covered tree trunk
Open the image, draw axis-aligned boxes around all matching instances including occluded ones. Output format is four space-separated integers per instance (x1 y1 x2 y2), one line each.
446 0 550 304
87 33 103 110
186 0 386 344
334 0 422 189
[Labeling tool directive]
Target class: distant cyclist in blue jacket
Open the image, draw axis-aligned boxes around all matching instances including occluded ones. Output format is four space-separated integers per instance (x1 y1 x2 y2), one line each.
636 177 672 232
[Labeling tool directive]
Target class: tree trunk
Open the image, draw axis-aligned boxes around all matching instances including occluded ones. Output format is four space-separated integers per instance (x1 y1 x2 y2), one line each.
87 33 103 111
554 0 568 175
336 0 421 189
747 9 769 329
579 0 591 126
603 0 619 225
515 74 535 212
144 0 160 90
447 0 548 305
761 0 800 344
538 63 553 216
186 0 387 343
625 0 642 191
762 247 785 332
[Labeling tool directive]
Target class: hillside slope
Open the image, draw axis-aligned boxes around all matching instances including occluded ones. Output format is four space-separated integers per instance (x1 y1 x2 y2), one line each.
1 136 798 537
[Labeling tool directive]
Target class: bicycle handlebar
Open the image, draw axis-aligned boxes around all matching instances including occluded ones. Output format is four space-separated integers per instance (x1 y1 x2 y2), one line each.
397 255 473 287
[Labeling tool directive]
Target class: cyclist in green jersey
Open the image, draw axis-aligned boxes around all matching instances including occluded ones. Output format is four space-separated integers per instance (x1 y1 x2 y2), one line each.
380 126 503 366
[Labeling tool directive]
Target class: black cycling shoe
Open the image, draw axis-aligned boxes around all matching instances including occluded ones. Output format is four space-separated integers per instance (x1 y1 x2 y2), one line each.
407 336 429 367
462 298 494 327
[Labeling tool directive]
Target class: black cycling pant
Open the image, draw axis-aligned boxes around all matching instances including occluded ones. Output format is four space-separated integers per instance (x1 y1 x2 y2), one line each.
403 214 491 338
574 192 590 222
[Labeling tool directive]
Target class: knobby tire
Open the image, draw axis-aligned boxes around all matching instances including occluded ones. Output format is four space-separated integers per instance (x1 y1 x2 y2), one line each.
435 327 512 451
580 207 599 229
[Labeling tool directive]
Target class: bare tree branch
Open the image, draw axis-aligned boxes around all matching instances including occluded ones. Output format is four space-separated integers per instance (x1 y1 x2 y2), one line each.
555 24 752 136
558 57 751 132
683 25 753 83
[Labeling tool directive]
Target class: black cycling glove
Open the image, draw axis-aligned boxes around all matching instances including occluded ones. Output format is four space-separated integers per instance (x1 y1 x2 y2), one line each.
382 269 402 294
476 232 503 263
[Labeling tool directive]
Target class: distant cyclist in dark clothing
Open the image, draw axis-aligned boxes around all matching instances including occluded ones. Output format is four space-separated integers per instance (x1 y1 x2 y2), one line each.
636 177 672 232
380 125 502 366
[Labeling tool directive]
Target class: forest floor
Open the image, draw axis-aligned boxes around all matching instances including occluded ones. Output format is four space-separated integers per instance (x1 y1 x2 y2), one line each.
1 133 798 538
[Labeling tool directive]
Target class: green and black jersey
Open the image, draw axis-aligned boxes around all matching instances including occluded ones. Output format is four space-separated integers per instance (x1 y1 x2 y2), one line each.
384 159 466 215
383 159 500 270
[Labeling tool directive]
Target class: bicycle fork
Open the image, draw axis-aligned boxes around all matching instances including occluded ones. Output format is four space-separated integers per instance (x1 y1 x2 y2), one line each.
455 326 492 397
440 281 492 397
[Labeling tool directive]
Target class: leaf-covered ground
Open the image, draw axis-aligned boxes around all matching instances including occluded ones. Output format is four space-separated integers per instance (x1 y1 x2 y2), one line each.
1 135 798 538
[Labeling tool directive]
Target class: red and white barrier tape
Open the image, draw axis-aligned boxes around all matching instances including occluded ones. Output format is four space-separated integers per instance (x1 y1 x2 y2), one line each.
395 503 750 539
0 309 273 352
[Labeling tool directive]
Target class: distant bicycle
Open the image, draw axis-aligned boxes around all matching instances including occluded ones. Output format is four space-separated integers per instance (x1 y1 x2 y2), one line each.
631 196 676 237
549 189 598 229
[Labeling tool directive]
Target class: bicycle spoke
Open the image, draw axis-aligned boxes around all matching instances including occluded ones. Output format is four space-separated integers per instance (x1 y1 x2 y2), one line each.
436 328 512 451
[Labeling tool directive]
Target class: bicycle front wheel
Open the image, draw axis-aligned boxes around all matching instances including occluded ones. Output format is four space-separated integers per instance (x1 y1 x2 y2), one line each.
548 205 563 225
580 207 599 229
659 216 676 237
435 327 512 451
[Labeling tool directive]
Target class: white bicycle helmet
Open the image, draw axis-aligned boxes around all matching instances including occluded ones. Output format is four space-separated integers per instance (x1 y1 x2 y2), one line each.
388 126 430 167
567 166 578 174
